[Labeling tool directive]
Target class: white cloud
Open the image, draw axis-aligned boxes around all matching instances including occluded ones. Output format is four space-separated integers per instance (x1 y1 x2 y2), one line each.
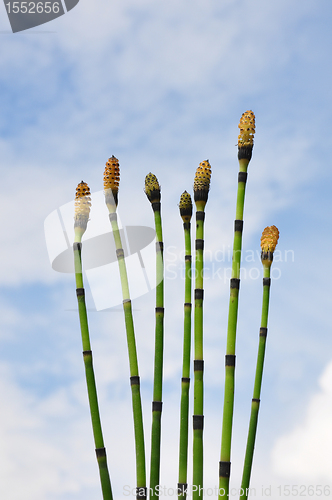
272 360 332 481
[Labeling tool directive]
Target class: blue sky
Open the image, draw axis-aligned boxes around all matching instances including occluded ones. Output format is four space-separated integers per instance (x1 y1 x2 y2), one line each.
1 0 332 498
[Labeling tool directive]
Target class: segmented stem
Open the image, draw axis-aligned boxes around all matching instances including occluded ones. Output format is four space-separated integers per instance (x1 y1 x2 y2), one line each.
73 240 113 500
192 159 211 500
150 203 164 500
144 173 164 500
219 143 253 498
178 192 193 500
105 158 146 500
240 228 279 500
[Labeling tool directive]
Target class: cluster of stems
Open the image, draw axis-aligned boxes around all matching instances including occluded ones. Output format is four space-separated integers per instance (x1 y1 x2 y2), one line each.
68 111 280 500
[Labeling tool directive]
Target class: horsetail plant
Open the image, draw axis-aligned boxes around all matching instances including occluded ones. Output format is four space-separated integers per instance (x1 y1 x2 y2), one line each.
144 173 164 500
239 226 279 500
73 181 113 500
219 111 256 500
192 160 212 500
104 157 147 500
178 191 193 499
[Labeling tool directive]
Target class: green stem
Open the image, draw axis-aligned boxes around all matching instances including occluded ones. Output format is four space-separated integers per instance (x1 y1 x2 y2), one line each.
239 266 271 500
73 239 113 500
178 222 192 500
107 206 146 498
150 206 165 500
219 159 249 499
193 204 206 500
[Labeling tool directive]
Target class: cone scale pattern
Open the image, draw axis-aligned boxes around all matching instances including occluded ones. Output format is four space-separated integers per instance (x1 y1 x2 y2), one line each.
237 111 255 161
193 160 212 203
145 173 161 204
104 156 120 206
74 181 91 229
179 191 193 222
260 225 279 253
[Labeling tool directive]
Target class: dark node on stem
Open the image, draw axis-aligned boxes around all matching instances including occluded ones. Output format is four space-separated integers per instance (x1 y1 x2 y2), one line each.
234 219 244 233
238 145 253 161
152 201 161 212
184 302 192 308
156 242 164 252
193 415 204 430
130 376 140 386
185 255 192 263
263 277 271 287
95 447 106 458
180 208 192 223
105 191 118 207
109 212 117 222
116 248 124 259
83 350 92 358
219 461 231 478
260 327 268 337
177 483 188 496
225 354 236 367
181 377 190 384
152 401 163 412
194 189 209 203
123 298 131 304
155 307 164 314
76 288 85 297
136 486 147 499
196 239 204 250
196 211 205 222
252 398 260 404
74 217 88 231
183 221 191 230
230 278 240 289
73 242 82 251
261 251 273 263
195 288 204 300
194 360 204 372
238 171 248 184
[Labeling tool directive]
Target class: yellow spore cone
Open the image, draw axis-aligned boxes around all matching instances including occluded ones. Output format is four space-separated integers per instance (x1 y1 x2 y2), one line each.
179 190 193 222
193 159 212 205
104 156 120 207
144 172 161 203
238 110 255 161
260 225 279 266
74 181 91 233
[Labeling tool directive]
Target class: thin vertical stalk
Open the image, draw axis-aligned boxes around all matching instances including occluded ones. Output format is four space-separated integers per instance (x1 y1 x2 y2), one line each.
192 161 211 500
219 112 255 500
104 157 146 500
73 181 113 500
178 192 193 500
144 174 164 500
239 226 279 500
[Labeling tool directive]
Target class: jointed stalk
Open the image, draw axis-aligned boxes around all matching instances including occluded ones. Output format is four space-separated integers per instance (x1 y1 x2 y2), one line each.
192 161 212 500
239 226 279 500
178 192 193 500
219 112 255 499
73 182 113 500
104 157 146 500
144 174 165 500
